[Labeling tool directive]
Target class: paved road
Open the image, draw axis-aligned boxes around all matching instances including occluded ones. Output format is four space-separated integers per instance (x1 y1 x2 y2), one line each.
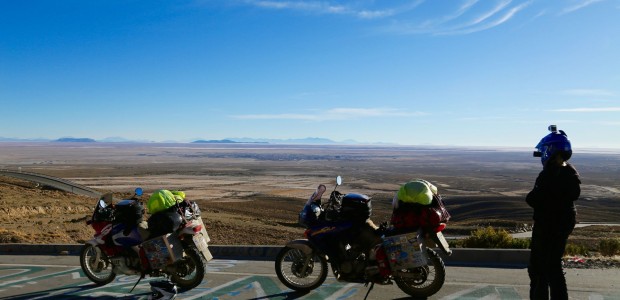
1 255 618 300
0 170 101 198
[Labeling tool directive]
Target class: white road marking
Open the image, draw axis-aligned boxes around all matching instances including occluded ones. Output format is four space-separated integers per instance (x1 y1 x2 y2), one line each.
325 283 358 300
208 270 278 277
251 281 267 297
183 276 252 300
71 272 81 279
440 284 488 300
0 268 30 279
0 264 78 268
0 267 80 287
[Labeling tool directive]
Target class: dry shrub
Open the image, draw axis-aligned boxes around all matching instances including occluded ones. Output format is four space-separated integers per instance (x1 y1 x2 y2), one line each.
461 226 529 249
599 238 620 257
565 243 590 256
0 228 30 243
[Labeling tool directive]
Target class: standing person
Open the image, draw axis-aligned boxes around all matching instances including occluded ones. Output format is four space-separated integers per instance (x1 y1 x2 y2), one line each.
526 125 581 299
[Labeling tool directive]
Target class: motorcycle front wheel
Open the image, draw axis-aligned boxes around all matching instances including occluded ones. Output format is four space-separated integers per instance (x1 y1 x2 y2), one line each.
275 246 328 292
170 245 207 291
394 248 446 298
79 244 116 286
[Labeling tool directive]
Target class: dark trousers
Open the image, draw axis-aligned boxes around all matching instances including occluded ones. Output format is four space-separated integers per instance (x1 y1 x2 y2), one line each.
528 222 574 300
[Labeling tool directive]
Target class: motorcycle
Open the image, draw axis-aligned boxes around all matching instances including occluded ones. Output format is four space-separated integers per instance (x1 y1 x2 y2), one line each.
80 188 213 291
275 176 451 298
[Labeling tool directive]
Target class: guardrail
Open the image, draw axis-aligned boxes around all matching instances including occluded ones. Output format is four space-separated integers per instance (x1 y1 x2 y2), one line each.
0 170 101 198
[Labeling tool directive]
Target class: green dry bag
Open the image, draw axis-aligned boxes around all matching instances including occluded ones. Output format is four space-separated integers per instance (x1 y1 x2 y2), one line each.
147 189 178 214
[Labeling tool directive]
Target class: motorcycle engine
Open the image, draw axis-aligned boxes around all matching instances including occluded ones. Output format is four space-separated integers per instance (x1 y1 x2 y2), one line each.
110 250 141 275
337 244 367 279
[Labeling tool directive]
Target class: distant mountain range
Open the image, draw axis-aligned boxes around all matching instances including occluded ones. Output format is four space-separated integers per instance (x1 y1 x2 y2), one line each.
55 137 96 143
192 139 245 144
0 136 377 145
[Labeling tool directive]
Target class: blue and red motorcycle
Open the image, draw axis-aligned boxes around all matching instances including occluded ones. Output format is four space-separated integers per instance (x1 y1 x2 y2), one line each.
275 176 451 298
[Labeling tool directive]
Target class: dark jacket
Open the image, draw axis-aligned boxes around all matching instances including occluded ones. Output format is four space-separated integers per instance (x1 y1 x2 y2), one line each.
526 163 581 226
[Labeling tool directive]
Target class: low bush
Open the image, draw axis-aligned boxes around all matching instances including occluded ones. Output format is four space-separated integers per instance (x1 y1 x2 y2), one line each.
599 238 620 256
460 226 529 249
565 243 590 256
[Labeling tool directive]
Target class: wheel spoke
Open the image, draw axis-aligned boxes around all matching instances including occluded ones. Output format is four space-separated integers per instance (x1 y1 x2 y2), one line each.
276 247 327 290
394 248 445 297
80 245 116 285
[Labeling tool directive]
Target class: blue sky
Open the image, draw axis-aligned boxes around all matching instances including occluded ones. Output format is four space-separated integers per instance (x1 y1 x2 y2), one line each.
1 0 619 148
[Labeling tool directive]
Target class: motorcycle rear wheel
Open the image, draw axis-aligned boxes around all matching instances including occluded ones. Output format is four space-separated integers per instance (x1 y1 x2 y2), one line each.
79 244 116 286
394 248 445 298
170 245 207 291
275 246 328 292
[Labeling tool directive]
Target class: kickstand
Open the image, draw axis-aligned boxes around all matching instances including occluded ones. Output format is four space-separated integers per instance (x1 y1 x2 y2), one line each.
129 273 145 293
363 282 375 300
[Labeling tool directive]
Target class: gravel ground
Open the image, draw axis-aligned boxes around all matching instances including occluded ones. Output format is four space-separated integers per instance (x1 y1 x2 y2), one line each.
563 256 620 269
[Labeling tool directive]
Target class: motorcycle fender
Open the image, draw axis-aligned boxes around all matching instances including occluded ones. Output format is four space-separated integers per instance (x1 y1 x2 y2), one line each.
432 232 452 256
84 242 103 264
86 238 103 247
201 247 214 262
177 219 213 262
188 232 213 262
285 239 314 256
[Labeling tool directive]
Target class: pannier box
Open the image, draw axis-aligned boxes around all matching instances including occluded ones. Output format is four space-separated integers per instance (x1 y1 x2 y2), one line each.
141 233 184 269
382 233 427 270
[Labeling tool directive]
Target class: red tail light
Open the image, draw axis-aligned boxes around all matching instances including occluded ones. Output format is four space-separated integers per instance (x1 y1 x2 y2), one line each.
304 229 311 239
435 223 446 233
192 224 203 233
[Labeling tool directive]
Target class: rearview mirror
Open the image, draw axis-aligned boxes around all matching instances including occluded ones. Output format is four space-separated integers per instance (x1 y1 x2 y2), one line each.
336 176 342 186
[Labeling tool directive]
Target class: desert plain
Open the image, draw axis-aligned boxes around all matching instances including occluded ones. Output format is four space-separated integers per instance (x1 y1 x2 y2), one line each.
1 142 619 247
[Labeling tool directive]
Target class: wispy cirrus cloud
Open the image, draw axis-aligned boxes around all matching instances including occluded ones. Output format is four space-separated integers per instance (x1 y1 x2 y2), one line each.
375 0 532 36
551 107 620 112
247 1 346 14
231 107 427 121
438 1 531 35
559 0 605 15
220 0 608 35
242 0 422 19
467 0 512 26
419 0 479 28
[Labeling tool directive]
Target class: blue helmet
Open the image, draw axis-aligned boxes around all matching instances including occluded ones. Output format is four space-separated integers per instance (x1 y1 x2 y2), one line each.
533 125 572 165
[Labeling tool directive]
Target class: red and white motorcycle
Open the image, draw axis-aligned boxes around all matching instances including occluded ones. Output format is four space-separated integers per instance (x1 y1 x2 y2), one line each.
80 188 212 291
